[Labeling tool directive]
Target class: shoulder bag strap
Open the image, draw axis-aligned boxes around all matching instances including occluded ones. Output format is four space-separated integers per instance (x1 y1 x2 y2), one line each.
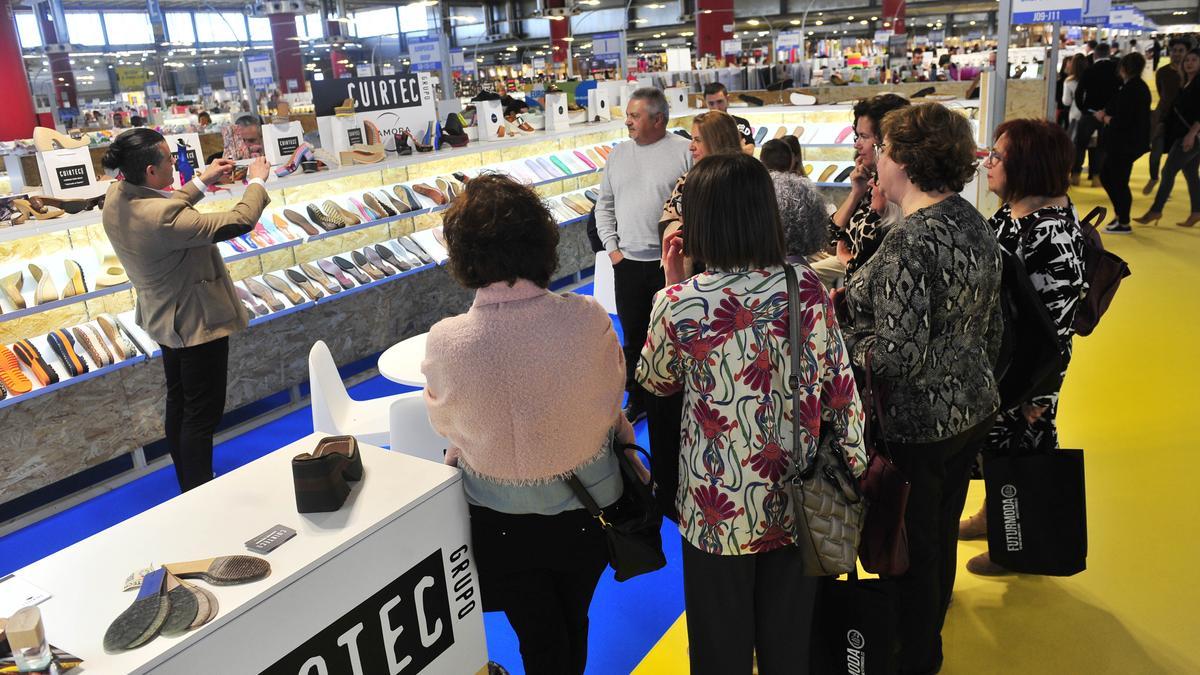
565 474 609 527
861 351 895 461
783 264 811 477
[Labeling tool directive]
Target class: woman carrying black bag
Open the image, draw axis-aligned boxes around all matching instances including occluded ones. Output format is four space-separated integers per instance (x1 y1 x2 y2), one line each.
960 119 1088 576
638 154 867 675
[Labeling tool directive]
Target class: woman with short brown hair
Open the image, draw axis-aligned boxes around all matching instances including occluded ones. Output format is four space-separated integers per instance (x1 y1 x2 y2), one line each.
842 102 1004 674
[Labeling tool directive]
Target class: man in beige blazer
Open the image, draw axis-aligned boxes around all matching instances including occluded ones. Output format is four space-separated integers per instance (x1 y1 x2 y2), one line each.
101 128 271 491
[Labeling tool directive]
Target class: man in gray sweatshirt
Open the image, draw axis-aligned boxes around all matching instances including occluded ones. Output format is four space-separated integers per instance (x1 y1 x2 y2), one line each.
595 87 691 424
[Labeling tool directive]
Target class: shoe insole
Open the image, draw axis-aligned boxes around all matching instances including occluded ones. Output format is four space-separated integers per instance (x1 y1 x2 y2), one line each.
400 238 433 264
263 273 304 305
164 555 271 586
754 127 769 145
181 579 218 629
818 165 838 182
244 279 284 311
104 567 170 653
284 209 319 235
160 573 199 637
834 166 855 183
302 262 339 294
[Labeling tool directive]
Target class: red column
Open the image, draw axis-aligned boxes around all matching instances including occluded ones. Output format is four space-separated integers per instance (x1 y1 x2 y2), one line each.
549 0 570 64
883 0 906 34
696 0 733 59
35 6 77 110
269 14 305 92
0 1 38 140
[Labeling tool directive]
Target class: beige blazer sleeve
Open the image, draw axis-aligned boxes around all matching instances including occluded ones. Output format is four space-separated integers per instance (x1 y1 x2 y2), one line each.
158 182 270 250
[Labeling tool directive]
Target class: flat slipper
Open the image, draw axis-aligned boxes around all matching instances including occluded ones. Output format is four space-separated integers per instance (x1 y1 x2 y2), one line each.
164 555 270 586
103 567 170 653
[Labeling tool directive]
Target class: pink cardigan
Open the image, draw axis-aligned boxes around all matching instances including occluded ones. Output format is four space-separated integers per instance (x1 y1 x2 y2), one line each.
422 279 633 484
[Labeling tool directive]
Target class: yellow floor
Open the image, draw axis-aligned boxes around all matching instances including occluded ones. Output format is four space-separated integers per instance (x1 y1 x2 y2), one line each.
634 156 1200 674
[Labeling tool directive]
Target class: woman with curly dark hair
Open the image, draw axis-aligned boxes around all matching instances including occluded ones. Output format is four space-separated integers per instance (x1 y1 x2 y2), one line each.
841 102 1004 674
421 173 639 675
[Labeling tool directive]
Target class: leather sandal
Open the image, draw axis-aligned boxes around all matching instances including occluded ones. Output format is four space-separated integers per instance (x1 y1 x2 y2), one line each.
14 199 64 220
33 126 90 151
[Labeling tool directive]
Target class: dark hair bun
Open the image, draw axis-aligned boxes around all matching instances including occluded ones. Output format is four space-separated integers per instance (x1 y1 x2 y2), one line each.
101 145 123 170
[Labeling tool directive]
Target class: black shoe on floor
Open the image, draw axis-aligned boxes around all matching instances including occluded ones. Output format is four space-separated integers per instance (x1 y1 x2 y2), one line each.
1104 222 1133 234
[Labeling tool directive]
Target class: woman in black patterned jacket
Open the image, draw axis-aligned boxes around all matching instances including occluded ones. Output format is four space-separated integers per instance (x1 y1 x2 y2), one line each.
841 103 1003 675
960 119 1088 575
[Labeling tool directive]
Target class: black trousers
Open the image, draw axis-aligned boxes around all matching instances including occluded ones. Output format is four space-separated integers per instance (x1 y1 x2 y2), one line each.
1100 151 1141 224
1148 130 1165 181
470 505 608 675
682 538 818 675
612 257 684 520
159 337 228 492
1072 114 1106 178
888 419 992 675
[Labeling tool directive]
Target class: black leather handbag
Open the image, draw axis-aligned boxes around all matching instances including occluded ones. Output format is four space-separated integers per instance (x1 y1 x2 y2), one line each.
565 442 666 582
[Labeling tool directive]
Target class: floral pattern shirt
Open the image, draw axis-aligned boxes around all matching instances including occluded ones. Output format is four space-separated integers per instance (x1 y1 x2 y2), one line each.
637 265 867 556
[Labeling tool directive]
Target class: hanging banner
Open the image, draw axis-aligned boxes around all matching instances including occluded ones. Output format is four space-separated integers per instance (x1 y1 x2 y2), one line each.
777 31 803 52
1013 0 1084 25
929 29 945 44
247 53 274 87
408 36 442 72
721 39 742 55
223 72 239 90
115 66 151 92
1081 0 1112 25
874 30 893 45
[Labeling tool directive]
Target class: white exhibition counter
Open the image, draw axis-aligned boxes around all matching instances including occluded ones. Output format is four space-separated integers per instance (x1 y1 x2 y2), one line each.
10 433 488 674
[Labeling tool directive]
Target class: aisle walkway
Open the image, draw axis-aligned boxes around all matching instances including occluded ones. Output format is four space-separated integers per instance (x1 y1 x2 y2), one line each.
634 157 1200 674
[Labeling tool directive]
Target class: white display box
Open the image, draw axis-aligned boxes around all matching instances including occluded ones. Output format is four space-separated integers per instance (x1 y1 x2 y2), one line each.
665 86 690 113
12 433 489 675
588 86 613 123
545 92 571 132
262 120 306 165
475 99 505 141
35 147 101 199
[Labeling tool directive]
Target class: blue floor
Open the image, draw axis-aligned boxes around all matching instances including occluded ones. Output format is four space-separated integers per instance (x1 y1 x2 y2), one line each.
0 281 684 674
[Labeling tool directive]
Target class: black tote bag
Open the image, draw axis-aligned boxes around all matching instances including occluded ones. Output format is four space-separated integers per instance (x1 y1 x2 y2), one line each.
812 570 899 675
983 444 1087 576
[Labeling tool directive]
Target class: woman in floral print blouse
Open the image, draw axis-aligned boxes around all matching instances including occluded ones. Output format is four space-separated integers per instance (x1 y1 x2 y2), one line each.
842 103 1003 675
960 118 1088 576
637 153 866 675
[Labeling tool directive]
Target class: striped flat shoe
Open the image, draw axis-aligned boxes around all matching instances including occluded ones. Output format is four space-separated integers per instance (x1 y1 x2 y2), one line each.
47 328 89 377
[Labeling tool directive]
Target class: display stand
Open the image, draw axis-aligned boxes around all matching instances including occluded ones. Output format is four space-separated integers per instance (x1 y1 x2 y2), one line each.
35 147 102 199
665 86 690 113
10 434 488 675
544 93 571 132
475 99 505 141
262 120 306 165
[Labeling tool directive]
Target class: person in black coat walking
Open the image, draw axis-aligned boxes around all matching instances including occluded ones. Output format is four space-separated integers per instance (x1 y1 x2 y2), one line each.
1097 52 1152 234
1071 43 1123 186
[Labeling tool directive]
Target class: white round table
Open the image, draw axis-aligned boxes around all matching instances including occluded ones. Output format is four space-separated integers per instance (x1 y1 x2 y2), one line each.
377 332 428 386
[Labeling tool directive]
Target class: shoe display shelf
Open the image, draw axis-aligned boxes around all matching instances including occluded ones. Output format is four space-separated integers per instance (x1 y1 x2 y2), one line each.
0 122 627 509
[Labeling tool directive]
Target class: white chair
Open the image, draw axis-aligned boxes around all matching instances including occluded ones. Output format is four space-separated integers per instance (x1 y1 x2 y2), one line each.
388 396 449 463
309 340 408 446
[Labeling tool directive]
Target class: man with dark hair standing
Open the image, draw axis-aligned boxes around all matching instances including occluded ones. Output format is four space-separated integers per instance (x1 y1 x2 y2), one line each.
1145 37 1191 194
702 82 755 153
595 87 691 515
1072 42 1121 186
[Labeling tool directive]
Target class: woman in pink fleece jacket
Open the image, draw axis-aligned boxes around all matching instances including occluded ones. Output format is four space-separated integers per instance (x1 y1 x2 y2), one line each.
421 174 636 675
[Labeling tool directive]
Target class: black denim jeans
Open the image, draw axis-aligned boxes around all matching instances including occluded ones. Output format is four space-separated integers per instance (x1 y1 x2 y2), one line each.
160 337 228 492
